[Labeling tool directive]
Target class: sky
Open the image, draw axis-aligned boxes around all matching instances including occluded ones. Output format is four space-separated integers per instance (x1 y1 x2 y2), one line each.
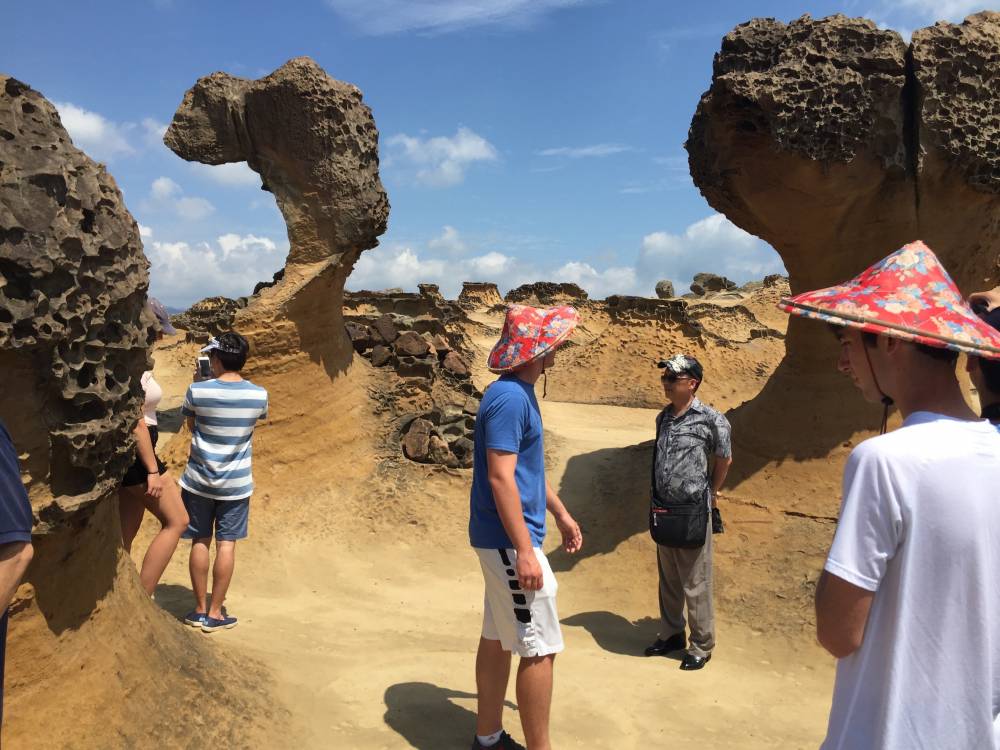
4 0 991 307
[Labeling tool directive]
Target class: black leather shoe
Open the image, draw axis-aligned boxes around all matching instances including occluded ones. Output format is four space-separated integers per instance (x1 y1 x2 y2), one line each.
679 653 711 671
643 633 686 657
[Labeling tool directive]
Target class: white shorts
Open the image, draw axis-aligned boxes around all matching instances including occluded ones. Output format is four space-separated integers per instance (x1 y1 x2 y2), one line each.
476 547 564 658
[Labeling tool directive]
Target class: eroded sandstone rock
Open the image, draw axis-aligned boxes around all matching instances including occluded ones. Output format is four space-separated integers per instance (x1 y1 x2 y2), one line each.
458 282 504 310
686 12 1000 477
506 282 589 305
1 74 270 747
654 280 675 299
171 295 244 336
0 74 149 527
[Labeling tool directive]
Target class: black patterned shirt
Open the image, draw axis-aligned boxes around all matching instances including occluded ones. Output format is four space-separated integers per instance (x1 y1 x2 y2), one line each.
653 398 732 506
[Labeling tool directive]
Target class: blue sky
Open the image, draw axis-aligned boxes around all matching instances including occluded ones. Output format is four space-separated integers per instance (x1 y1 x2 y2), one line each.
5 0 989 307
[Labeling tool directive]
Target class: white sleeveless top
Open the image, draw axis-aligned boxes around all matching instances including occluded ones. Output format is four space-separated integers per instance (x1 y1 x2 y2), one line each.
140 371 162 427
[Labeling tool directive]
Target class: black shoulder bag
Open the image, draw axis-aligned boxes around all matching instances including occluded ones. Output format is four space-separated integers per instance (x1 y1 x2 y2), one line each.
648 417 709 549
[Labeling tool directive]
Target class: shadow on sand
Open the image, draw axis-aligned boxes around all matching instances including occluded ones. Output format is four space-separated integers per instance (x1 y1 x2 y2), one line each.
549 441 652 573
383 682 516 749
562 611 676 659
153 582 196 621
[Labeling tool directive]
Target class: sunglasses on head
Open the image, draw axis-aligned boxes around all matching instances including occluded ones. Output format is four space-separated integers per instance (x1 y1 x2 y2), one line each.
661 373 692 382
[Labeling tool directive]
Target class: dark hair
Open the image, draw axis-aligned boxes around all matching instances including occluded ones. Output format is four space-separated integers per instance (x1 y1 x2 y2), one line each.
859 330 958 364
977 356 1000 395
211 332 250 372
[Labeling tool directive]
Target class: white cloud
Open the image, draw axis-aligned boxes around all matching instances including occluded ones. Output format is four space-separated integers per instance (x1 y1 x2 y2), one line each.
386 127 498 187
141 117 168 147
53 101 135 161
190 161 261 187
151 176 181 200
175 196 216 221
346 214 784 300
138 224 153 239
325 0 592 35
882 0 987 23
146 233 286 308
426 225 467 256
636 213 784 293
537 143 633 158
144 177 215 221
217 233 278 258
348 244 535 298
551 261 639 298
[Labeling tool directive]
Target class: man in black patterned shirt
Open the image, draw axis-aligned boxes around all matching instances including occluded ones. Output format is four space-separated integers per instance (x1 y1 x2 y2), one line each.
644 354 732 671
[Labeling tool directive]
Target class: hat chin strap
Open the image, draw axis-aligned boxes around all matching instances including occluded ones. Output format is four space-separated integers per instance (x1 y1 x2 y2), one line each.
542 362 548 399
861 343 893 434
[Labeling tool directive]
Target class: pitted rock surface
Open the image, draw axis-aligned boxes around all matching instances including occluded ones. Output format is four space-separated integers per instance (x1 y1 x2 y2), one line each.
506 282 589 305
686 12 1000 459
165 57 388 268
0 75 149 527
654 280 675 299
171 295 244 336
458 282 504 310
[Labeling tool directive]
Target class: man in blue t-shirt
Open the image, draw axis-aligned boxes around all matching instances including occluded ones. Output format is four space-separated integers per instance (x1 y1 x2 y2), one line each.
0 421 35 731
468 304 583 750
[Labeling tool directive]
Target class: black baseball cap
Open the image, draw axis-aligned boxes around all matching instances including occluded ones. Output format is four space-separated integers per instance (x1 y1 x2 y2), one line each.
657 354 704 382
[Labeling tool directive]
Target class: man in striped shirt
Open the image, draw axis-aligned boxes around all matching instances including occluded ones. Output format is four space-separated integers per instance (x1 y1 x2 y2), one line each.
179 332 268 633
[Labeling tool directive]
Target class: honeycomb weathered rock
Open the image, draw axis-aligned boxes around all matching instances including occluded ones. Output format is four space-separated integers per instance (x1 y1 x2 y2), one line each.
0 74 150 527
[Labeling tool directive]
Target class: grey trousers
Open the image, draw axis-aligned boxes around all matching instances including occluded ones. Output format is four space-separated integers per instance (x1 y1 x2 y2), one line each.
656 518 715 657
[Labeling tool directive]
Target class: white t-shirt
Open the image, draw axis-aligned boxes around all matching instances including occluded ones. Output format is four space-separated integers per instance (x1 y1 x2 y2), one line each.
140 371 162 427
822 412 1000 750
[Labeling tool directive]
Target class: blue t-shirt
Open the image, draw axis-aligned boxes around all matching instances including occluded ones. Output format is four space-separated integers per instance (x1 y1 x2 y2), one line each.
469 375 547 549
0 421 33 546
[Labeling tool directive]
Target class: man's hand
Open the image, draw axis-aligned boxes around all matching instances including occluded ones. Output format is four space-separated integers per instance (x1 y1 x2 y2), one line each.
516 548 544 591
970 286 1000 313
555 511 583 554
145 471 163 499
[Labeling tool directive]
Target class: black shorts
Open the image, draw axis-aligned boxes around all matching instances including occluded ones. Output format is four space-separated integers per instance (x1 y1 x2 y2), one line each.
121 425 168 487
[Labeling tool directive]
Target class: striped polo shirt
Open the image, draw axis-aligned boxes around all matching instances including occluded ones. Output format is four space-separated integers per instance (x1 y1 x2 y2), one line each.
179 378 268 501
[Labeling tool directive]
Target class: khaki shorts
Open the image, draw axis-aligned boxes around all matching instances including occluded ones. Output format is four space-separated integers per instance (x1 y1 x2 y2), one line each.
476 547 564 658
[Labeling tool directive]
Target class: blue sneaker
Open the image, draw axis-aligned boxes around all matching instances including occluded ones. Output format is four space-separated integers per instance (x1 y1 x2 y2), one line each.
183 611 207 628
201 613 238 633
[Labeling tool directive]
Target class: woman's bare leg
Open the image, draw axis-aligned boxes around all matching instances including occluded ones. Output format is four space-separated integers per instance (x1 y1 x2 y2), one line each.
137 474 189 595
118 486 147 553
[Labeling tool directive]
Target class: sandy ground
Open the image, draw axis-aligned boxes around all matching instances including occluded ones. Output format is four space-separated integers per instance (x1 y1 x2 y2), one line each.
136 376 836 748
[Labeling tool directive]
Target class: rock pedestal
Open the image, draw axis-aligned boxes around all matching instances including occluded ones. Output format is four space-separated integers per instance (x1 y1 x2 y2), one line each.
686 12 1000 490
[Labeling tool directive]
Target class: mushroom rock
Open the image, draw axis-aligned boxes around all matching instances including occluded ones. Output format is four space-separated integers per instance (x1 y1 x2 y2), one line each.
686 12 1000 504
162 57 389 484
0 76 269 746
164 56 389 381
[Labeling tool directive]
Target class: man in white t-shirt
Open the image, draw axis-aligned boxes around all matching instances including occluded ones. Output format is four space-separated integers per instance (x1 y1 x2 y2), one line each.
778 242 1000 749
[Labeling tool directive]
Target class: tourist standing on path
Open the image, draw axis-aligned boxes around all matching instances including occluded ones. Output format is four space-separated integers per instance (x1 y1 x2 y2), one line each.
118 298 189 595
779 242 1000 749
469 304 584 750
179 332 268 634
644 354 731 671
0 421 34 729
968 287 1000 424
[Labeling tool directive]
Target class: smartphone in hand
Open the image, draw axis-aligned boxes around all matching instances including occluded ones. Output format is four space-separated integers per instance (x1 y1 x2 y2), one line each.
197 356 212 379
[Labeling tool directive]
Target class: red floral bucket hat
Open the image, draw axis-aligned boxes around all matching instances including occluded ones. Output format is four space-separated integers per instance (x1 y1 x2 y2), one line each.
778 241 1000 360
487 304 580 374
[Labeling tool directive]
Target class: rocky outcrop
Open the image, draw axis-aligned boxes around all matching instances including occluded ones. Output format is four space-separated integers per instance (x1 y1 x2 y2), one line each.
654 280 675 299
1 74 272 747
690 272 737 295
171 295 245 337
506 282 589 306
458 282 503 310
164 56 389 388
686 12 1000 479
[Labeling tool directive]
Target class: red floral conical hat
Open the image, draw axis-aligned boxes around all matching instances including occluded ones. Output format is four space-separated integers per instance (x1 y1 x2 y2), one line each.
487 304 580 373
778 241 1000 360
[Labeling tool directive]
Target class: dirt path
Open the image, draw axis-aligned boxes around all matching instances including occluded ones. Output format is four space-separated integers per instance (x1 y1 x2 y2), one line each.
138 386 834 747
